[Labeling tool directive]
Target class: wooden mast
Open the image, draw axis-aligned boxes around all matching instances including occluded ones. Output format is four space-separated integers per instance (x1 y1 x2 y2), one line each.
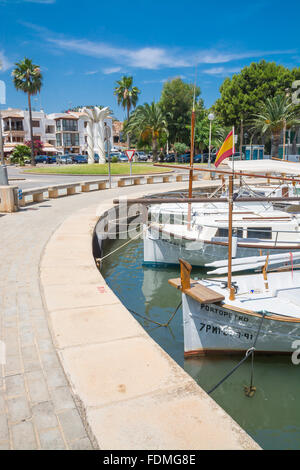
228 128 236 301
187 75 197 230
228 174 235 301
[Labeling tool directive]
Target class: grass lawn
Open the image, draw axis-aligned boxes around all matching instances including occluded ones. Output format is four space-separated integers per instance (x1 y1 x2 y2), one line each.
24 163 173 175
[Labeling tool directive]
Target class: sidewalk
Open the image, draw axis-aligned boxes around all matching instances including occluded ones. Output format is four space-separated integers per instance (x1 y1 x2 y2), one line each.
0 181 204 449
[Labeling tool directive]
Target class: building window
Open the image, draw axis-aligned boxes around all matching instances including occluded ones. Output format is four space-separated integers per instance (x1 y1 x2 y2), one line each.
32 121 40 127
56 134 62 146
56 119 78 132
63 133 79 147
62 119 78 131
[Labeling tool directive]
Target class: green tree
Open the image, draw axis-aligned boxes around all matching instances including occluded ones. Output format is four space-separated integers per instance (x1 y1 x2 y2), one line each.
252 95 300 158
12 58 42 165
173 142 188 162
159 78 203 145
215 60 299 151
126 102 168 161
10 145 31 166
188 113 227 154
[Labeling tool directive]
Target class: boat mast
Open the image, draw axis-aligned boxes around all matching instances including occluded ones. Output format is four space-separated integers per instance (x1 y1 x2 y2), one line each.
187 74 197 230
228 173 235 301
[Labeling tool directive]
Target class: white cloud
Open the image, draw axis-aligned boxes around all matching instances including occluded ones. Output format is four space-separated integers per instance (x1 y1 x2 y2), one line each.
0 51 13 72
47 37 296 70
0 0 55 3
203 66 241 76
85 70 98 75
21 23 297 71
102 67 121 74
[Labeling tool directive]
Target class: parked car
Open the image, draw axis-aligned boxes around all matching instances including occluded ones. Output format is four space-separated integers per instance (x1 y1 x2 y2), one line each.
106 152 121 162
201 153 217 163
71 155 88 164
119 153 128 162
56 155 73 164
46 156 56 164
164 153 175 162
177 153 190 163
35 155 48 164
136 151 148 161
193 154 203 163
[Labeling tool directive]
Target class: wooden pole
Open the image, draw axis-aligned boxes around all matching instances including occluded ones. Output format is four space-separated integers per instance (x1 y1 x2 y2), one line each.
283 120 287 161
179 258 192 291
228 174 235 301
187 81 196 230
154 163 300 184
113 196 300 205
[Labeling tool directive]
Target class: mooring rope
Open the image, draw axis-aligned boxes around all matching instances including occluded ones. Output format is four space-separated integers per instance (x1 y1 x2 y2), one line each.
208 311 266 397
128 300 182 328
97 230 143 263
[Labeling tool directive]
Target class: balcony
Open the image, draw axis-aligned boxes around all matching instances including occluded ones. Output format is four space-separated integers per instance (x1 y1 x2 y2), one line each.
3 130 25 137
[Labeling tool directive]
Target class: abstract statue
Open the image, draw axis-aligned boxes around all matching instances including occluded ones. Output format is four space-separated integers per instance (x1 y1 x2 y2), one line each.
81 106 111 163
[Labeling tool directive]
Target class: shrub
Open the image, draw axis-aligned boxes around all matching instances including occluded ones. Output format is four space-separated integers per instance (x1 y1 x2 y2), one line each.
111 156 119 163
10 145 31 166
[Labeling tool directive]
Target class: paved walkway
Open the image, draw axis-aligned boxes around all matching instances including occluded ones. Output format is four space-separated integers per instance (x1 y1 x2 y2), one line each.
0 180 203 450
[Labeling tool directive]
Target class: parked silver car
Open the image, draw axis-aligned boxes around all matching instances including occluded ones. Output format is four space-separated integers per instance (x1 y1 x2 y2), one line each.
56 155 73 164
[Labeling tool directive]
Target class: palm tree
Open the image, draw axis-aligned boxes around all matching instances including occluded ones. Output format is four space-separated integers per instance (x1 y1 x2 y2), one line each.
114 76 140 147
12 58 42 165
126 102 168 161
252 95 300 158
193 117 226 154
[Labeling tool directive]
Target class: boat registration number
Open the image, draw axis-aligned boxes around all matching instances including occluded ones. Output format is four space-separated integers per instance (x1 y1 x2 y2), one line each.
198 322 254 341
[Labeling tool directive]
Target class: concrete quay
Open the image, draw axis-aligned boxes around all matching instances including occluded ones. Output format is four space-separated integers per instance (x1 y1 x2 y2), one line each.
0 180 260 449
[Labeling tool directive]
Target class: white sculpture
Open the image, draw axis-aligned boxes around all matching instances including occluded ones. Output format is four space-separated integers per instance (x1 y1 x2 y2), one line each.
81 106 111 164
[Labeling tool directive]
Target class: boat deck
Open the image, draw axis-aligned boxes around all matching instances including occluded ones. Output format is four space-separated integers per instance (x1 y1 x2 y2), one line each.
201 271 300 318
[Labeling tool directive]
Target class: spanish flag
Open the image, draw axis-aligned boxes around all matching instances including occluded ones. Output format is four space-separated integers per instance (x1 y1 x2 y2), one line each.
214 129 235 168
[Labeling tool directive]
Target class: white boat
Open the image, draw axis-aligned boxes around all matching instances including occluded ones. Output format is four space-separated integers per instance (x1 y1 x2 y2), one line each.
144 208 300 266
169 263 300 356
148 184 300 224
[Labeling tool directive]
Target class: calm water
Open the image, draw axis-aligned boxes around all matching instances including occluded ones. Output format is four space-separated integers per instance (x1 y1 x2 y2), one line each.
101 236 300 450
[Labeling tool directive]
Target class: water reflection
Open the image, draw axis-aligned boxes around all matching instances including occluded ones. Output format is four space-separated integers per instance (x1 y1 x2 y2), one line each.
101 236 300 450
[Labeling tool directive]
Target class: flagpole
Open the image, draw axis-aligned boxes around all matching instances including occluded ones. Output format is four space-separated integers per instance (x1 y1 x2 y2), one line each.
187 69 197 231
228 127 235 301
232 126 235 178
228 173 235 300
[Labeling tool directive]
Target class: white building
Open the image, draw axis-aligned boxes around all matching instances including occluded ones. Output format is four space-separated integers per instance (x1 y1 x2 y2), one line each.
1 108 113 156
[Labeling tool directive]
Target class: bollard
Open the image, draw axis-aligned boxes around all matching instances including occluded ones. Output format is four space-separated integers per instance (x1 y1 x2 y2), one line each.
0 185 19 212
0 166 8 185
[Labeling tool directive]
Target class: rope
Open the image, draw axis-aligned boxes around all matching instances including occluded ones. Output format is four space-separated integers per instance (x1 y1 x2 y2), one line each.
97 224 143 236
128 300 182 328
208 311 266 397
97 230 143 263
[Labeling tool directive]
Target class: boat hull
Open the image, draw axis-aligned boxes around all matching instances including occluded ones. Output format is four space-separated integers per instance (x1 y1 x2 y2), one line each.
144 232 290 267
182 294 300 356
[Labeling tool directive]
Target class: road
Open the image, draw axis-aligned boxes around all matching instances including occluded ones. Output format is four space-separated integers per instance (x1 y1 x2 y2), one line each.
7 166 108 189
6 164 196 190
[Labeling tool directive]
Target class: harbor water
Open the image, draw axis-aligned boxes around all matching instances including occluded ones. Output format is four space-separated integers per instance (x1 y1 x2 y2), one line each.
101 234 300 450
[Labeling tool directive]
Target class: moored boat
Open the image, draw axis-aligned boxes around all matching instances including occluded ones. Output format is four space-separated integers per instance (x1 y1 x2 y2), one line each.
169 259 300 356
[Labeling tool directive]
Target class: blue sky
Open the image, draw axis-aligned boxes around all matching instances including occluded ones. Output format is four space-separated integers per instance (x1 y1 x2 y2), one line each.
0 0 299 120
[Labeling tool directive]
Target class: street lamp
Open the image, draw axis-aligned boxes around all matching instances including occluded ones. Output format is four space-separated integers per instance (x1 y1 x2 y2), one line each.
208 112 215 169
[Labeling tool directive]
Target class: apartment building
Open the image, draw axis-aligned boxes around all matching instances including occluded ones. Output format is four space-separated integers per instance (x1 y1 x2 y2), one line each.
1 108 113 155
